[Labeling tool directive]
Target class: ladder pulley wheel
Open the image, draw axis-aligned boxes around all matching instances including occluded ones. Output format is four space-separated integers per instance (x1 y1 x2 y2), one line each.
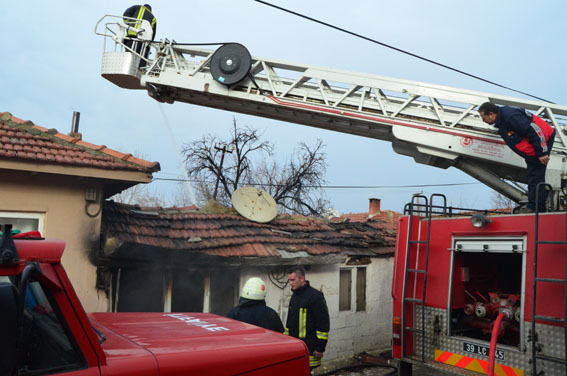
210 43 251 86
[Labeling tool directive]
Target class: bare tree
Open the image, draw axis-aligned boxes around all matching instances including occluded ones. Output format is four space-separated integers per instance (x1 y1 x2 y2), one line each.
490 191 516 210
111 183 167 207
110 149 195 208
256 140 329 215
111 181 196 208
109 149 166 207
181 117 329 215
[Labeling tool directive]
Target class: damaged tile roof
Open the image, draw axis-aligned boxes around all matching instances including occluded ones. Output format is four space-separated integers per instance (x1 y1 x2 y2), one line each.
330 210 401 247
101 201 395 260
0 112 160 173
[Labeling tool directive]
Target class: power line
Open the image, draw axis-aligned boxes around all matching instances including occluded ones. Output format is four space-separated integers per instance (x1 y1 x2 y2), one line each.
254 0 553 103
152 177 479 189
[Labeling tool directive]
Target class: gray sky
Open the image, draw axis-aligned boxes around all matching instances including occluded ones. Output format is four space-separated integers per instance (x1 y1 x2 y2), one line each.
3 0 567 213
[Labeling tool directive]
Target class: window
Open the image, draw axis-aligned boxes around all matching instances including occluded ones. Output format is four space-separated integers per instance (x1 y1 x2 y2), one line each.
209 270 239 316
339 269 352 311
0 212 44 234
20 279 86 374
356 267 366 311
117 268 164 312
340 267 367 312
171 270 205 312
113 268 239 314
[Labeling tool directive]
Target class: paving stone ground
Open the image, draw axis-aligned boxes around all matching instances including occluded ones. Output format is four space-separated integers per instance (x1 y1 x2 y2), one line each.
321 362 453 376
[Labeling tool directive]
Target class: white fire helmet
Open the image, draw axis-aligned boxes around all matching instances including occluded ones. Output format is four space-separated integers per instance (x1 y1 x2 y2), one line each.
241 277 267 300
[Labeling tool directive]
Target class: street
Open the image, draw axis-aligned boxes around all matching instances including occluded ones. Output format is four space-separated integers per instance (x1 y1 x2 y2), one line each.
314 352 454 376
323 363 452 376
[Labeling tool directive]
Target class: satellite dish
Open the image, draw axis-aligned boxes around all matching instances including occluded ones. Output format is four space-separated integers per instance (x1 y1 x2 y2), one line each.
231 187 278 223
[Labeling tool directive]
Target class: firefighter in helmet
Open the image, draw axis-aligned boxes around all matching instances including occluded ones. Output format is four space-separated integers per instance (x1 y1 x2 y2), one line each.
227 277 284 333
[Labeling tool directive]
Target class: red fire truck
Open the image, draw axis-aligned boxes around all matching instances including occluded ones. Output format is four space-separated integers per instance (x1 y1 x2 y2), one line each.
95 15 567 375
0 228 310 375
392 197 566 376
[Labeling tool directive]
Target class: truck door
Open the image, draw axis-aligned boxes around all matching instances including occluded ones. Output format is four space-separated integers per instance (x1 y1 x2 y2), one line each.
18 268 101 376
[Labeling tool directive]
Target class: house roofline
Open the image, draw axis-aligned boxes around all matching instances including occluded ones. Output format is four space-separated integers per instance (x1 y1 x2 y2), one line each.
1 112 160 173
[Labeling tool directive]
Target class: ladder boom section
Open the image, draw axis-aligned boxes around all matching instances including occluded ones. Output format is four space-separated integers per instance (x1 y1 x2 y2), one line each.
149 44 567 151
96 20 567 200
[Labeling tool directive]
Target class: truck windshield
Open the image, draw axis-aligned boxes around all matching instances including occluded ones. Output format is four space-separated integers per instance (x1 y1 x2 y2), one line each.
19 279 86 375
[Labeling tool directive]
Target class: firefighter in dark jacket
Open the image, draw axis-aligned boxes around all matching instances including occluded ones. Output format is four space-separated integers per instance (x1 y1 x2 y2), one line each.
122 4 156 66
479 102 556 212
285 267 330 369
227 277 284 333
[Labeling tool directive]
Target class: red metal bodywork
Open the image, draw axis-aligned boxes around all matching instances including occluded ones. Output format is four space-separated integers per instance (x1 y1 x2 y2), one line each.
5 238 310 376
392 213 566 360
91 312 308 375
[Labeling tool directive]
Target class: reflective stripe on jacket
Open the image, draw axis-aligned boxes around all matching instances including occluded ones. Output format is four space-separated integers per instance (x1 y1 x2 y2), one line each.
123 5 156 38
309 355 322 367
285 281 330 359
495 106 555 158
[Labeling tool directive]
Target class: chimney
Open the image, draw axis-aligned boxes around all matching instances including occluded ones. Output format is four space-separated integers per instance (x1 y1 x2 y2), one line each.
369 198 381 216
69 111 82 139
71 111 80 133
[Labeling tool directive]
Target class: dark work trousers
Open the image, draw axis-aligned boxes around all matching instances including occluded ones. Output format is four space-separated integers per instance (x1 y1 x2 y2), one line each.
524 132 555 212
123 38 150 67
526 157 548 211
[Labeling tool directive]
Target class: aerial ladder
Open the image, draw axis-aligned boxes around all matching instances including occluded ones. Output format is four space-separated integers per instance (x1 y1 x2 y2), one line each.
95 15 567 209
96 16 567 376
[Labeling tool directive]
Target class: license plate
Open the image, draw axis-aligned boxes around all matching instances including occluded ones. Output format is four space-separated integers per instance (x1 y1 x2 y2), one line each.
462 342 505 360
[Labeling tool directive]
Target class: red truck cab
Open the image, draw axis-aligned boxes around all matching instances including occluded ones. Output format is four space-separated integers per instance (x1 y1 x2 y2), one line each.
0 228 309 375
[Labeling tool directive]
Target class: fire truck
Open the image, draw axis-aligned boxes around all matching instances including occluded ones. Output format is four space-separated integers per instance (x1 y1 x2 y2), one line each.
0 227 310 375
95 15 567 375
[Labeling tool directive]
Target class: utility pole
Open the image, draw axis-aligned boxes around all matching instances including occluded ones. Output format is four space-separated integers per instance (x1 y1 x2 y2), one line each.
213 143 233 200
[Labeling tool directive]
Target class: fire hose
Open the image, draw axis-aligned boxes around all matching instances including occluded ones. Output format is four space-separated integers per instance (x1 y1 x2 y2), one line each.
488 312 506 376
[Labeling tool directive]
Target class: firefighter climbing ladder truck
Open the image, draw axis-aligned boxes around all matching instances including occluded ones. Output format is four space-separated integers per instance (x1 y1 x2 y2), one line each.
95 16 567 375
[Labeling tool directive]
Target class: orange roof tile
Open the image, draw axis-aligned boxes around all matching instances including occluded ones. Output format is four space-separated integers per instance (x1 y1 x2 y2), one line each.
0 112 160 173
102 201 394 259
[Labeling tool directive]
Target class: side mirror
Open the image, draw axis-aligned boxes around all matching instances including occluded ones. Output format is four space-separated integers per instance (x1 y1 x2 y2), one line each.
0 281 19 375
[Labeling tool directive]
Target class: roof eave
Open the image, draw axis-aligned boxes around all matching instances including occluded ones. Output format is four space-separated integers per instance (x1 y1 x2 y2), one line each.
100 238 349 267
0 160 154 183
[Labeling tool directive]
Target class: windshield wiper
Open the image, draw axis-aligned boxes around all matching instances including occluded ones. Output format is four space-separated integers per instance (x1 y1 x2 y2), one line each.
90 322 106 344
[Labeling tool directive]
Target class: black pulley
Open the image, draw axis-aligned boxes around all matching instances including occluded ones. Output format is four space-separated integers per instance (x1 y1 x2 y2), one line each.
210 43 252 86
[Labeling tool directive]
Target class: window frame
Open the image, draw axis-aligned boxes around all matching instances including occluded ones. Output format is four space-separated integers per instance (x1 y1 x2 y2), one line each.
356 267 367 312
339 266 367 312
339 268 352 311
0 211 45 234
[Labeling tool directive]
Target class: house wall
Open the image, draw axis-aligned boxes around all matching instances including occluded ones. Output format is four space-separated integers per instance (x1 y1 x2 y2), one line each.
239 257 394 363
0 170 107 312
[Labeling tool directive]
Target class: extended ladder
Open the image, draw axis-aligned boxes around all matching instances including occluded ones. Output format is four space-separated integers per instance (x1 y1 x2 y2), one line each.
531 183 567 375
96 16 567 203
